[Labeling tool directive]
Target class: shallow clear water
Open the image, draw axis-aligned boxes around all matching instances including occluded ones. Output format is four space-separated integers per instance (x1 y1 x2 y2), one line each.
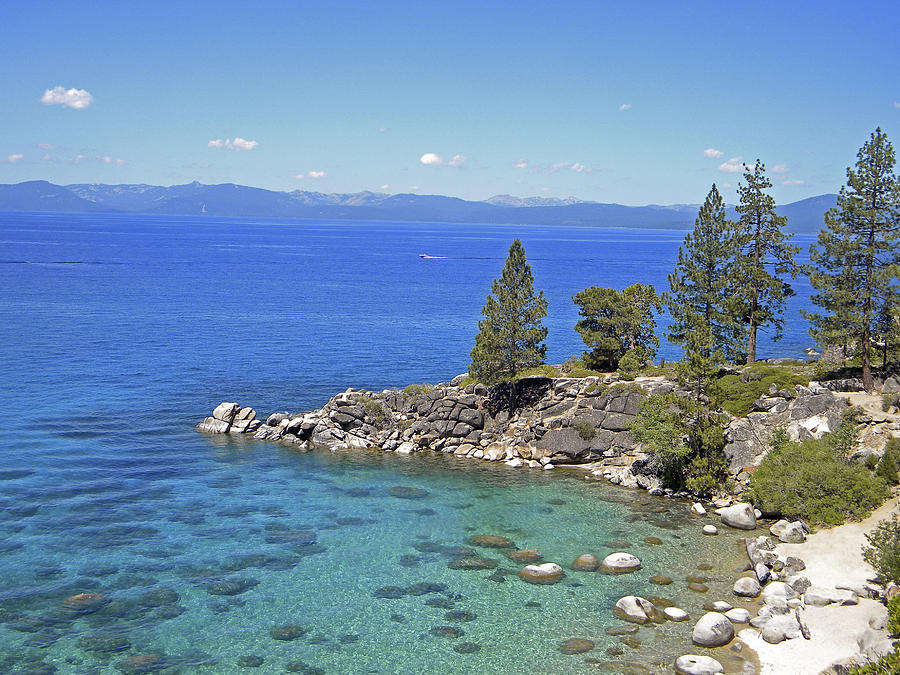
0 212 786 673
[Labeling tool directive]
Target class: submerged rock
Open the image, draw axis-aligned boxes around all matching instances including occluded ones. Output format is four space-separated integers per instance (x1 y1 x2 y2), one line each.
507 549 541 564
453 641 481 653
430 625 464 638
269 624 307 641
448 557 498 570
388 486 429 499
613 596 663 624
719 503 757 530
571 554 600 571
560 638 595 654
467 535 514 549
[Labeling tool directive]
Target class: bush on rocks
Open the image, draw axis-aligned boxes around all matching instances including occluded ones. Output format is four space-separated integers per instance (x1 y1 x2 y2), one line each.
748 425 887 526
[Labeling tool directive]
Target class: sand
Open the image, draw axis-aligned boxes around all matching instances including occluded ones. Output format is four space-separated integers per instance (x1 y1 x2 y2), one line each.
740 496 899 674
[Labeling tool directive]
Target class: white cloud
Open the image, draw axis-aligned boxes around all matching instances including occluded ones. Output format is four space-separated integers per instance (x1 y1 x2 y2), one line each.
41 86 94 110
38 143 53 150
379 184 390 190
541 187 550 192
772 163 789 174
377 126 388 132
208 137 258 151
116 158 125 166
718 157 754 173
419 152 443 166
103 156 112 164
894 102 900 109
546 161 592 174
408 185 419 191
42 154 51 161
514 158 528 169
294 170 327 179
703 148 724 159
722 183 732 189
618 103 632 111
782 179 805 186
73 154 85 164
447 154 466 167
101 155 125 166
7 153 23 163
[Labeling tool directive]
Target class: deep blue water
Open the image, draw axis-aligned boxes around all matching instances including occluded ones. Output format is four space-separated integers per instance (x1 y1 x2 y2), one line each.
0 212 800 674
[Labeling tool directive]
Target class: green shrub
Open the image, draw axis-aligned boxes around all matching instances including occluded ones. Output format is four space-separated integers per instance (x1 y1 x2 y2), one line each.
359 395 388 425
567 368 604 378
748 429 887 526
403 383 434 397
878 450 900 485
686 454 729 498
574 421 595 440
715 363 810 417
884 393 900 412
864 514 900 585
617 349 643 381
562 355 586 373
890 596 900 636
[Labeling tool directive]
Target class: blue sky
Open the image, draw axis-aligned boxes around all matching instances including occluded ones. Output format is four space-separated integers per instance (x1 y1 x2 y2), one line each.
1 0 897 205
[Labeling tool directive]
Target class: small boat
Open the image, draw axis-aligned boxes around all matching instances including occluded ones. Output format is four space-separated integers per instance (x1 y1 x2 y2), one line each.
418 253 447 259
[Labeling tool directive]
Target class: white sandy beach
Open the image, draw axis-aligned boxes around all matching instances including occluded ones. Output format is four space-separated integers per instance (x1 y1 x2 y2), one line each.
740 496 899 675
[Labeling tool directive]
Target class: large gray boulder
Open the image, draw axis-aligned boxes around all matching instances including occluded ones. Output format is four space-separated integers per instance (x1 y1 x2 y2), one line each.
600 552 641 574
761 614 803 643
212 402 240 423
692 612 734 647
674 655 724 675
720 503 757 530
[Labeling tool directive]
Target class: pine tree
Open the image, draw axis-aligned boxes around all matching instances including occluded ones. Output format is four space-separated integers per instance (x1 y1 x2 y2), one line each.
805 128 900 392
469 239 548 411
734 160 798 363
572 283 660 371
666 184 743 401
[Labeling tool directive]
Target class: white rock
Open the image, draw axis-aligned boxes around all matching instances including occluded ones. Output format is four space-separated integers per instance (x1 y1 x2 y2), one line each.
674 654 724 675
665 607 690 621
702 524 718 536
754 508 763 519
484 446 505 461
725 608 751 624
761 614 802 643
527 460 541 468
614 595 660 624
542 463 554 470
762 581 797 602
504 458 523 468
709 601 733 612
720 503 757 530
472 449 484 459
691 503 707 516
804 587 858 606
733 576 761 598
395 441 415 455
601 552 642 573
692 612 734 647
212 402 239 423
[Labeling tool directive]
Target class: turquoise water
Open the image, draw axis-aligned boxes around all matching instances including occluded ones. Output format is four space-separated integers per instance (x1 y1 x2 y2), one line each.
0 212 774 673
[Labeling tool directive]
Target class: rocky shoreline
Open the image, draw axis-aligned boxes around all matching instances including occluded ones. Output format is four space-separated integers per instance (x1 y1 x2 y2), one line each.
196 371 900 497
197 373 900 674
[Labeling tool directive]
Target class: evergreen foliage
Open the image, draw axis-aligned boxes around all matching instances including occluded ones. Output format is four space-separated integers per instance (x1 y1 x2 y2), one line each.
733 160 799 363
715 363 809 417
469 239 548 410
805 128 900 392
629 392 728 496
572 283 660 371
666 184 743 401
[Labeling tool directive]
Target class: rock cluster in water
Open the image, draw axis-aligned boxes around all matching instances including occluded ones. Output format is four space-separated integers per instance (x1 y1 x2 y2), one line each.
197 374 853 493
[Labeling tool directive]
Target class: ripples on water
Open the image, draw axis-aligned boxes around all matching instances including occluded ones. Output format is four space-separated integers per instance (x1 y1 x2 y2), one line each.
0 213 790 673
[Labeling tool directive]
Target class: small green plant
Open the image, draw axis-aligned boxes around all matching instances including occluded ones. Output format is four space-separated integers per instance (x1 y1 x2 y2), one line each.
889 596 900 636
848 645 900 674
359 395 388 425
864 514 900 585
573 421 596 440
877 449 900 485
715 363 810 417
403 383 434 397
515 364 562 379
567 368 604 378
562 355 586 373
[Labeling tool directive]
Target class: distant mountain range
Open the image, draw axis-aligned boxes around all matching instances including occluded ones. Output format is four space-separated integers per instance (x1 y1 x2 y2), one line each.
0 180 838 233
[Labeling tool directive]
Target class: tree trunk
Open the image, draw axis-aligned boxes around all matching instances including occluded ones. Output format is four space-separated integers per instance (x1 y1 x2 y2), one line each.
508 378 517 417
863 219 876 393
746 219 761 364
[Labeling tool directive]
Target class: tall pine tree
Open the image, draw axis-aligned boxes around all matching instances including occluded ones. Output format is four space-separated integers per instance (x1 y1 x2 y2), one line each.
667 184 743 400
469 239 548 411
734 160 798 363
805 128 900 391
